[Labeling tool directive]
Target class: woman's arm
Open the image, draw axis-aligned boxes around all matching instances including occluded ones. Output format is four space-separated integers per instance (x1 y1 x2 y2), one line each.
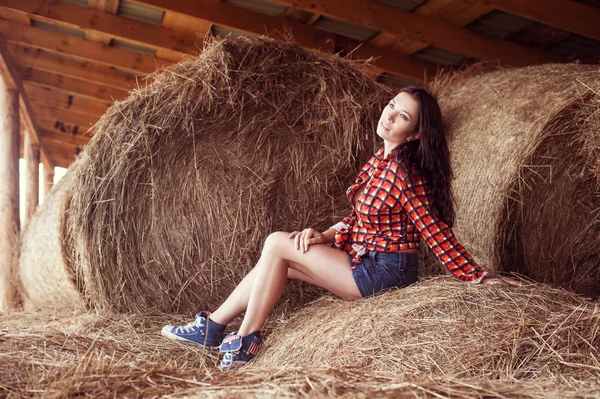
386 161 487 283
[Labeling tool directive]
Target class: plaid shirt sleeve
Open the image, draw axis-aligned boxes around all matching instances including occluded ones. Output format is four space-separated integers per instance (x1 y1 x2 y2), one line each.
389 160 488 283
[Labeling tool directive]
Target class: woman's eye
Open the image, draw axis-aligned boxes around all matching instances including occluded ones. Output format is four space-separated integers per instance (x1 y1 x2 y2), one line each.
388 103 394 108
401 114 407 121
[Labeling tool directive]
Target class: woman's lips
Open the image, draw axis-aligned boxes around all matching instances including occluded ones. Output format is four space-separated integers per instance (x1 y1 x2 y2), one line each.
380 121 390 131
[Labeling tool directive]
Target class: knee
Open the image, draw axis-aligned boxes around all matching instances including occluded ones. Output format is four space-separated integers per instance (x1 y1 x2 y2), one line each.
262 231 288 254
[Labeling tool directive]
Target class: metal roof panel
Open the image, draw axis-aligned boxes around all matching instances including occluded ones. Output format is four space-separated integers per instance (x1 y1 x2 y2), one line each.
466 10 531 39
31 19 86 39
375 0 426 12
413 46 468 66
110 39 157 56
545 34 599 57
312 16 380 42
223 0 287 17
117 0 164 26
377 73 422 90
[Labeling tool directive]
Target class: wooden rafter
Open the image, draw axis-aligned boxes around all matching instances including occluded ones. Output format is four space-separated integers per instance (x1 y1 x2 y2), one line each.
0 19 171 74
88 0 120 14
31 105 98 131
9 44 140 90
41 139 76 168
20 68 128 103
134 0 436 81
490 0 600 41
369 0 495 56
40 127 90 147
0 35 52 169
24 83 110 116
1 0 197 57
270 0 562 66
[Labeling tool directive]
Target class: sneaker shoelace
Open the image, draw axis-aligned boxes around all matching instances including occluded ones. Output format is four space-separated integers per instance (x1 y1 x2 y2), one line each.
174 316 206 334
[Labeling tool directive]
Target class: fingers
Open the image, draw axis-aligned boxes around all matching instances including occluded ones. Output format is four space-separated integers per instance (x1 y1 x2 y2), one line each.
301 228 314 253
482 277 523 287
289 228 320 253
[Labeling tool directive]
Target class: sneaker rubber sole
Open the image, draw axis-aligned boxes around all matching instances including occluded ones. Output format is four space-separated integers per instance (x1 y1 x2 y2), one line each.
161 325 221 349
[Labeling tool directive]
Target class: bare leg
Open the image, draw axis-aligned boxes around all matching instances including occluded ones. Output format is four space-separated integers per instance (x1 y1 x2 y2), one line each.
237 232 361 335
209 255 320 325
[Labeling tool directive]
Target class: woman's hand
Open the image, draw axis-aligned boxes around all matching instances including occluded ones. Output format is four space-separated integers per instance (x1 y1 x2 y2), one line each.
481 275 522 287
289 228 324 253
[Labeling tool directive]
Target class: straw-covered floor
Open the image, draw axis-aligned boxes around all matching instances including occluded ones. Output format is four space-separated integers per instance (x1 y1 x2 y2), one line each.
60 36 390 314
2 279 599 398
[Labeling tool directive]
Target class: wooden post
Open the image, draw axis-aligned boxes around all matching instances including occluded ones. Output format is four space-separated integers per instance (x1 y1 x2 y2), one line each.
24 131 39 226
0 75 20 312
43 163 54 198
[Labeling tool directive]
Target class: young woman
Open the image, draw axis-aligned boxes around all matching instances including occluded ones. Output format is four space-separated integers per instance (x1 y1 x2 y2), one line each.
162 87 519 371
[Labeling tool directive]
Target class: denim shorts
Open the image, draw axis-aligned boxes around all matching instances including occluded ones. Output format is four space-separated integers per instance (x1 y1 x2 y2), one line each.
349 250 419 298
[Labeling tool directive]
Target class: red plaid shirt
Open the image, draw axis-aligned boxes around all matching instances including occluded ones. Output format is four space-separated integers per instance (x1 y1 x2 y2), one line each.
333 142 487 283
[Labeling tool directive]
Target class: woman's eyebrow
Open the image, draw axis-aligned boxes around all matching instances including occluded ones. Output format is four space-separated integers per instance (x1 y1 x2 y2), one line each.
391 99 412 119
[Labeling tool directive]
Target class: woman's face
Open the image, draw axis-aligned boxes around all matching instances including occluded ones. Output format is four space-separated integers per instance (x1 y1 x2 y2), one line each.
376 92 420 147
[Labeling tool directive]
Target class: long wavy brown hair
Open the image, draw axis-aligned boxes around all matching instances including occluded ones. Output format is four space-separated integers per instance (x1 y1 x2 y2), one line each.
395 86 456 227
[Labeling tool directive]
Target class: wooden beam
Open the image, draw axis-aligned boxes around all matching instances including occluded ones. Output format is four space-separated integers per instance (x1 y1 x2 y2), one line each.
42 162 54 197
20 68 127 103
158 10 212 61
135 0 436 81
369 0 495 55
0 76 19 312
490 0 600 42
0 0 197 56
88 0 120 14
24 83 109 117
40 127 91 147
9 44 140 90
42 140 76 168
270 0 562 66
0 19 171 74
0 36 52 170
24 131 40 227
32 105 98 133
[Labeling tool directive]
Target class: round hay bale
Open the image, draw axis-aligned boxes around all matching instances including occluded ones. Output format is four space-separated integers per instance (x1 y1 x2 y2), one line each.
18 171 84 311
423 63 600 296
254 278 600 381
67 36 391 313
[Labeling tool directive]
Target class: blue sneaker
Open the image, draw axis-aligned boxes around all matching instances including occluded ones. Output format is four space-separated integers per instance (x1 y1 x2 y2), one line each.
219 330 263 371
161 311 226 348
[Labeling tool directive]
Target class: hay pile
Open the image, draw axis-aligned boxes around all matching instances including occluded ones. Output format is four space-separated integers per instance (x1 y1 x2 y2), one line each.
25 36 390 313
2 280 600 398
425 64 600 296
17 172 84 312
254 278 600 381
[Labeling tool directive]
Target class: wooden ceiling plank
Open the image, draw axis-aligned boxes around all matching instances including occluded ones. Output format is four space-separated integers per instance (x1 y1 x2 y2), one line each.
20 68 128 103
24 83 109 117
491 0 600 41
9 44 141 90
40 127 90 147
32 105 98 132
41 139 76 168
269 0 561 66
0 35 53 169
370 1 495 55
135 0 436 81
0 0 197 56
0 19 171 74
